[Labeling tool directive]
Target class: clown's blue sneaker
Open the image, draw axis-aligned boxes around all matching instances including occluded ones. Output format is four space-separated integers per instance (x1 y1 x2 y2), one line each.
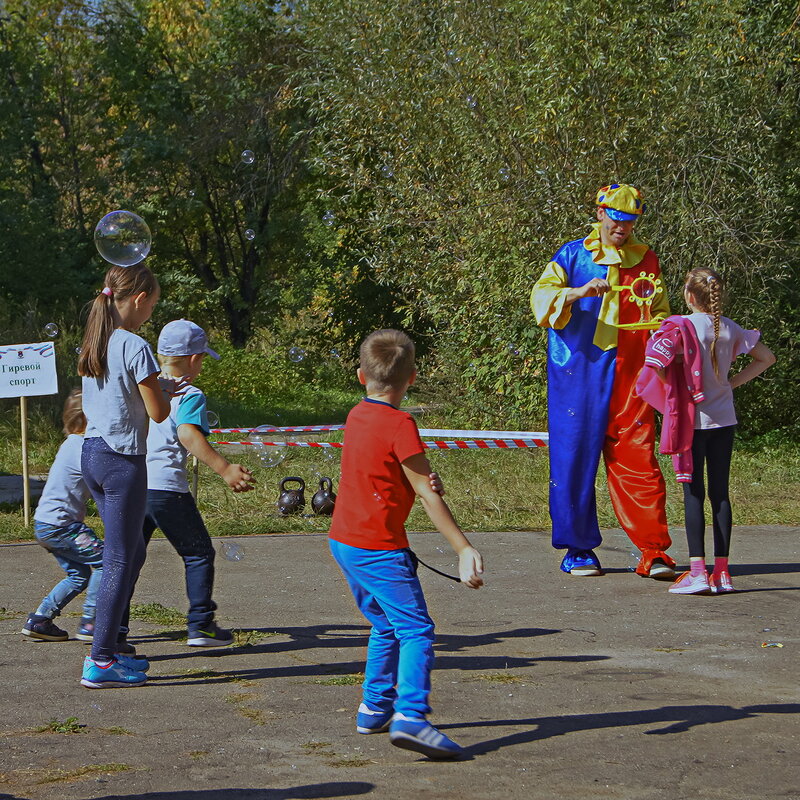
389 714 464 760
80 656 147 689
356 702 393 734
560 549 603 576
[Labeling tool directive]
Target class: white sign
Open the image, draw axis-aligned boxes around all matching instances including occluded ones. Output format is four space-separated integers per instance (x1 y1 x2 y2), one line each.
0 342 59 398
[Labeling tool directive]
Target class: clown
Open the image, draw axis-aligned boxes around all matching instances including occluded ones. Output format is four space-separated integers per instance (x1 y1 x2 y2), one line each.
531 184 676 578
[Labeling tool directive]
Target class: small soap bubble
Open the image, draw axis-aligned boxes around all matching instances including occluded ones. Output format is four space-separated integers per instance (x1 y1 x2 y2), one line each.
329 347 341 359
507 343 519 356
206 410 220 428
322 210 335 226
499 167 510 181
244 228 255 241
446 49 462 63
75 347 82 355
94 210 151 266
189 190 195 197
241 149 255 165
288 346 305 363
44 322 59 337
566 408 576 416
220 541 245 562
381 164 394 178
465 95 477 109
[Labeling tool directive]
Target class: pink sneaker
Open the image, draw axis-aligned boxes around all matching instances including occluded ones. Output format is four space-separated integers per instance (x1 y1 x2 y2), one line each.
709 571 736 593
668 571 712 595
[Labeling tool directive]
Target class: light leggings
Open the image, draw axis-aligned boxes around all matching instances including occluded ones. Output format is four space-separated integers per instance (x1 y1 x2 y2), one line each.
329 539 435 719
81 437 147 661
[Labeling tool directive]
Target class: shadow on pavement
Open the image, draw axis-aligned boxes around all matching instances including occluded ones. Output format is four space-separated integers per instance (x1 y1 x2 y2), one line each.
451 702 800 756
1 783 375 800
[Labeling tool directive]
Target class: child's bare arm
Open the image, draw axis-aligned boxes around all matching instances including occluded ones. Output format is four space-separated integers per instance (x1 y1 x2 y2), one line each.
401 452 483 588
729 341 776 389
177 423 255 493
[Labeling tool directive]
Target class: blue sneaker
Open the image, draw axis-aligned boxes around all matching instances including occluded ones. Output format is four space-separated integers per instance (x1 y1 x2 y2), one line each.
75 618 94 642
560 548 603 576
389 714 464 760
187 621 234 647
21 615 68 642
80 656 147 689
116 653 150 672
356 702 393 734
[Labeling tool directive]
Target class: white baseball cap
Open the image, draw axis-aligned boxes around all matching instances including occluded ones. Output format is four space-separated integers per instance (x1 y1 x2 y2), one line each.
157 319 220 360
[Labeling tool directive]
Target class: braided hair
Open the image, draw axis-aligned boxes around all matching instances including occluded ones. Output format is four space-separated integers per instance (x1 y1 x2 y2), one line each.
684 267 724 377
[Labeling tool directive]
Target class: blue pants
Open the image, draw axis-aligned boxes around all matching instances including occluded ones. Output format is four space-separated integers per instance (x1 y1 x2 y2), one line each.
329 539 435 719
142 490 217 630
33 521 104 620
82 437 147 661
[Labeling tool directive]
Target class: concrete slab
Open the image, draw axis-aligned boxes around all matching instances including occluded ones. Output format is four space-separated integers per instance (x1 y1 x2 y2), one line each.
0 527 798 800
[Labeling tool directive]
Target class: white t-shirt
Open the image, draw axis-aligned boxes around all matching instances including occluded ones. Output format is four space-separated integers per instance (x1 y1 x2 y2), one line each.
82 329 159 455
685 313 760 429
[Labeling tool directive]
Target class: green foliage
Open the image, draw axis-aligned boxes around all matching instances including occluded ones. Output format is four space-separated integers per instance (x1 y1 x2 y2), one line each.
299 0 799 432
36 717 85 734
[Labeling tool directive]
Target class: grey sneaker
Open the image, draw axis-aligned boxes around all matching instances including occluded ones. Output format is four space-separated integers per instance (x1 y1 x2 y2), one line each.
187 621 234 647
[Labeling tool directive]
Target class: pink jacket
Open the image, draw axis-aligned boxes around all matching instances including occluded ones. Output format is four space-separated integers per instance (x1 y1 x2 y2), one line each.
635 316 704 482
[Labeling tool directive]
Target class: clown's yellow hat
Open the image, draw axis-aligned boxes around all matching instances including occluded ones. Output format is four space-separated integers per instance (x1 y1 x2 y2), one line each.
595 184 646 221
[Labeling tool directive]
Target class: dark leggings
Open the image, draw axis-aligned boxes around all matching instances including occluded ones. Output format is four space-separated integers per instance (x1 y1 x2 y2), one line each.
683 425 736 559
82 437 148 661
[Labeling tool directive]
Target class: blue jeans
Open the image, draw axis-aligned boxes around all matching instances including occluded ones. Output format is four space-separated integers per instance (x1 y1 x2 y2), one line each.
82 437 148 661
329 539 435 719
33 521 104 620
142 490 217 630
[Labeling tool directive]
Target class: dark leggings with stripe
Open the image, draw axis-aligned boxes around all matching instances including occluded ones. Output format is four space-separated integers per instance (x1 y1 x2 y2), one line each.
682 425 736 559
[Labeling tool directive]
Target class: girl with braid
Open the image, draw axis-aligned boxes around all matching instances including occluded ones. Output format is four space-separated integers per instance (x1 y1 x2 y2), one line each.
668 268 775 595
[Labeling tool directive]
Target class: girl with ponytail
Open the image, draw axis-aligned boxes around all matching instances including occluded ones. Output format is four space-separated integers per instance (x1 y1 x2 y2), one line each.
668 267 776 595
78 264 184 688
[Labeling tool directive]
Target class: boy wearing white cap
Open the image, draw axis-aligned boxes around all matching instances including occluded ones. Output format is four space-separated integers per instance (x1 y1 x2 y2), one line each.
139 319 254 646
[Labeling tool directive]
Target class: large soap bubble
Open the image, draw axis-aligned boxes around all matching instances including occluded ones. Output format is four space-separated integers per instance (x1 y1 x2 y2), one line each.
94 210 152 267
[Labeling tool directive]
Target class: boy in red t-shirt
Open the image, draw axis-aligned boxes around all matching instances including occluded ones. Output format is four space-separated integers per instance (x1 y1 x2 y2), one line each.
329 329 484 760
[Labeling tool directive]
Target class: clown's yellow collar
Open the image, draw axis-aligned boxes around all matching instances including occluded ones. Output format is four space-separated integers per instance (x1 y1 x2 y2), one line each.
583 222 648 267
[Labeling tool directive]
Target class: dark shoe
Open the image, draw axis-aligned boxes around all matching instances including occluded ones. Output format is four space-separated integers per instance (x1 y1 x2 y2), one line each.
187 621 234 647
22 615 68 642
76 618 94 642
115 638 137 656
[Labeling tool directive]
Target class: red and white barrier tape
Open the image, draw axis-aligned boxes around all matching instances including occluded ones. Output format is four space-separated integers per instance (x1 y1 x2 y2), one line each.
212 425 548 440
210 437 548 450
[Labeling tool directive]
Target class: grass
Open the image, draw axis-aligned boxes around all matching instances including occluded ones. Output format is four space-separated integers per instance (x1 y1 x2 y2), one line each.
36 717 84 734
36 763 130 784
128 602 185 628
0 607 19 620
2 394 799 544
312 673 364 686
233 629 282 647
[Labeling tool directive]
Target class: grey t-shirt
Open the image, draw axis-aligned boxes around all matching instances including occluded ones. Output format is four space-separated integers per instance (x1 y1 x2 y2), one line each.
82 329 159 455
146 385 209 493
34 434 90 526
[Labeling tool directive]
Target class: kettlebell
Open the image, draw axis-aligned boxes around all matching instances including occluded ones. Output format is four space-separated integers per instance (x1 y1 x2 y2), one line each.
277 477 306 515
311 477 337 516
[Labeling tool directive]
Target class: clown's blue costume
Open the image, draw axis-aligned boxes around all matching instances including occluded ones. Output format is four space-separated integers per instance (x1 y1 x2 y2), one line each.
531 184 676 577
